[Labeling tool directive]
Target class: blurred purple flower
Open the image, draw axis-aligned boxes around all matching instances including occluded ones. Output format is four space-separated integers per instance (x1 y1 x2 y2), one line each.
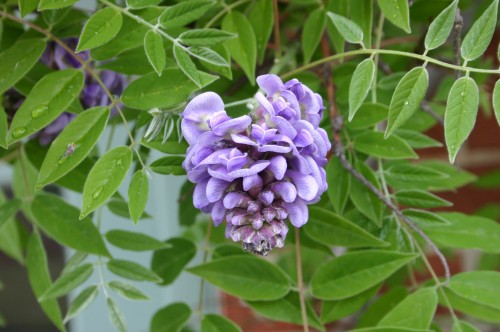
35 39 127 144
182 75 331 255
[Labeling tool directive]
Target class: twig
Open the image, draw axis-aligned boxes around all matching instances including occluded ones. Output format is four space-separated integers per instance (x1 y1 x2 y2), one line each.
197 222 212 319
421 100 444 126
452 9 463 79
295 228 309 332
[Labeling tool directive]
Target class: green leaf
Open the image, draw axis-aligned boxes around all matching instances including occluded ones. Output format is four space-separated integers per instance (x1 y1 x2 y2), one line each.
402 209 450 225
26 231 65 331
354 131 417 159
327 12 364 45
377 0 411 33
0 38 46 94
62 251 88 274
0 107 7 149
350 160 383 226
305 206 389 248
105 230 169 251
150 156 185 175
448 271 500 311
348 103 388 129
0 193 24 264
107 259 162 282
108 281 150 300
0 199 22 231
424 0 458 50
201 314 241 332
325 0 348 54
128 170 149 224
248 0 273 64
358 287 408 328
188 256 291 301
311 250 418 300
179 29 236 46
158 0 214 29
19 0 39 16
384 163 447 183
107 197 151 220
385 67 429 137
444 76 479 163
421 212 500 253
326 156 350 214
349 58 375 120
76 8 123 52
144 30 166 76
151 238 197 286
8 69 84 144
106 297 127 332
461 0 499 61
31 193 111 257
37 0 77 10
394 190 451 208
302 8 326 64
127 0 162 9
64 285 99 323
493 80 500 127
80 146 133 219
351 0 372 47
351 327 432 332
322 285 380 323
393 129 442 149
189 46 229 67
174 45 201 87
37 106 109 189
122 69 217 110
150 302 191 332
378 288 437 329
40 264 94 301
452 320 480 332
247 292 325 332
222 11 257 83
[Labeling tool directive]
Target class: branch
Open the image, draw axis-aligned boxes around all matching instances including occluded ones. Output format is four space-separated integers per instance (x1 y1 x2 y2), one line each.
452 9 464 79
295 228 309 332
421 100 444 126
329 117 451 285
272 0 282 60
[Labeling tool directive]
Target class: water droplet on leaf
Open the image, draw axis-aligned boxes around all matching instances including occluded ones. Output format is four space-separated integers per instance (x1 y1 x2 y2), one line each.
92 186 103 200
11 127 26 138
31 105 48 119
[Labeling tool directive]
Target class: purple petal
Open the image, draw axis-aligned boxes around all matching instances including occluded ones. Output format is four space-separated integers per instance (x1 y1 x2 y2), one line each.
259 190 274 206
271 181 297 203
257 74 284 96
286 170 318 201
211 200 226 226
212 115 251 136
255 92 275 116
223 192 250 209
283 199 308 227
258 144 292 153
193 179 210 209
271 116 297 139
226 160 270 179
182 92 224 144
243 174 263 191
206 177 230 203
231 134 257 146
267 155 287 180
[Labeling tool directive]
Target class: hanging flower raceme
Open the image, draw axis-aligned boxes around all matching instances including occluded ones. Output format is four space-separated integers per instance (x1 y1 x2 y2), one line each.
181 74 331 255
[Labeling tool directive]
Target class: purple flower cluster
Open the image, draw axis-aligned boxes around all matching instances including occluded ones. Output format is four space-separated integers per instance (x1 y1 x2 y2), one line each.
182 74 331 255
36 39 126 144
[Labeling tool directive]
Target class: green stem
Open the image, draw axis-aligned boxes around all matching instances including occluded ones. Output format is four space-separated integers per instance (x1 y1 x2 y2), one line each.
17 144 32 202
203 0 251 28
295 228 310 332
225 98 252 108
197 222 212 320
281 48 500 80
371 13 384 103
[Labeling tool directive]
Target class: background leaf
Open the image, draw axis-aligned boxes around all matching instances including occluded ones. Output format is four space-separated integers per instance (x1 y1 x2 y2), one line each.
377 0 411 33
424 0 458 50
179 29 236 46
173 45 201 87
302 8 326 64
444 77 479 163
354 131 417 159
40 263 94 300
222 11 256 83
144 30 166 76
461 0 498 61
81 146 132 218
8 69 84 144
128 170 149 224
64 285 99 323
311 251 417 300
37 106 109 189
248 0 273 64
327 12 363 44
77 8 123 51
107 259 162 282
158 0 214 29
108 281 150 301
493 80 500 127
0 38 46 94
31 193 110 257
151 238 196 285
150 302 191 332
150 156 185 175
326 156 350 213
188 256 291 301
106 297 127 332
349 58 375 120
105 230 169 251
201 314 242 332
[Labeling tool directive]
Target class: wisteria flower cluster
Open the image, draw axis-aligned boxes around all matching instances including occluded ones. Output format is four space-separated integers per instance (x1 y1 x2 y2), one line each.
182 75 331 255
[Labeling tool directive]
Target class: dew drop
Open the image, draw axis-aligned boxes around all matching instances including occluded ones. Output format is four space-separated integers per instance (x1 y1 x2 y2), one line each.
404 101 409 106
58 157 67 165
31 105 48 119
460 92 467 97
92 186 103 200
115 158 123 168
11 127 26 138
